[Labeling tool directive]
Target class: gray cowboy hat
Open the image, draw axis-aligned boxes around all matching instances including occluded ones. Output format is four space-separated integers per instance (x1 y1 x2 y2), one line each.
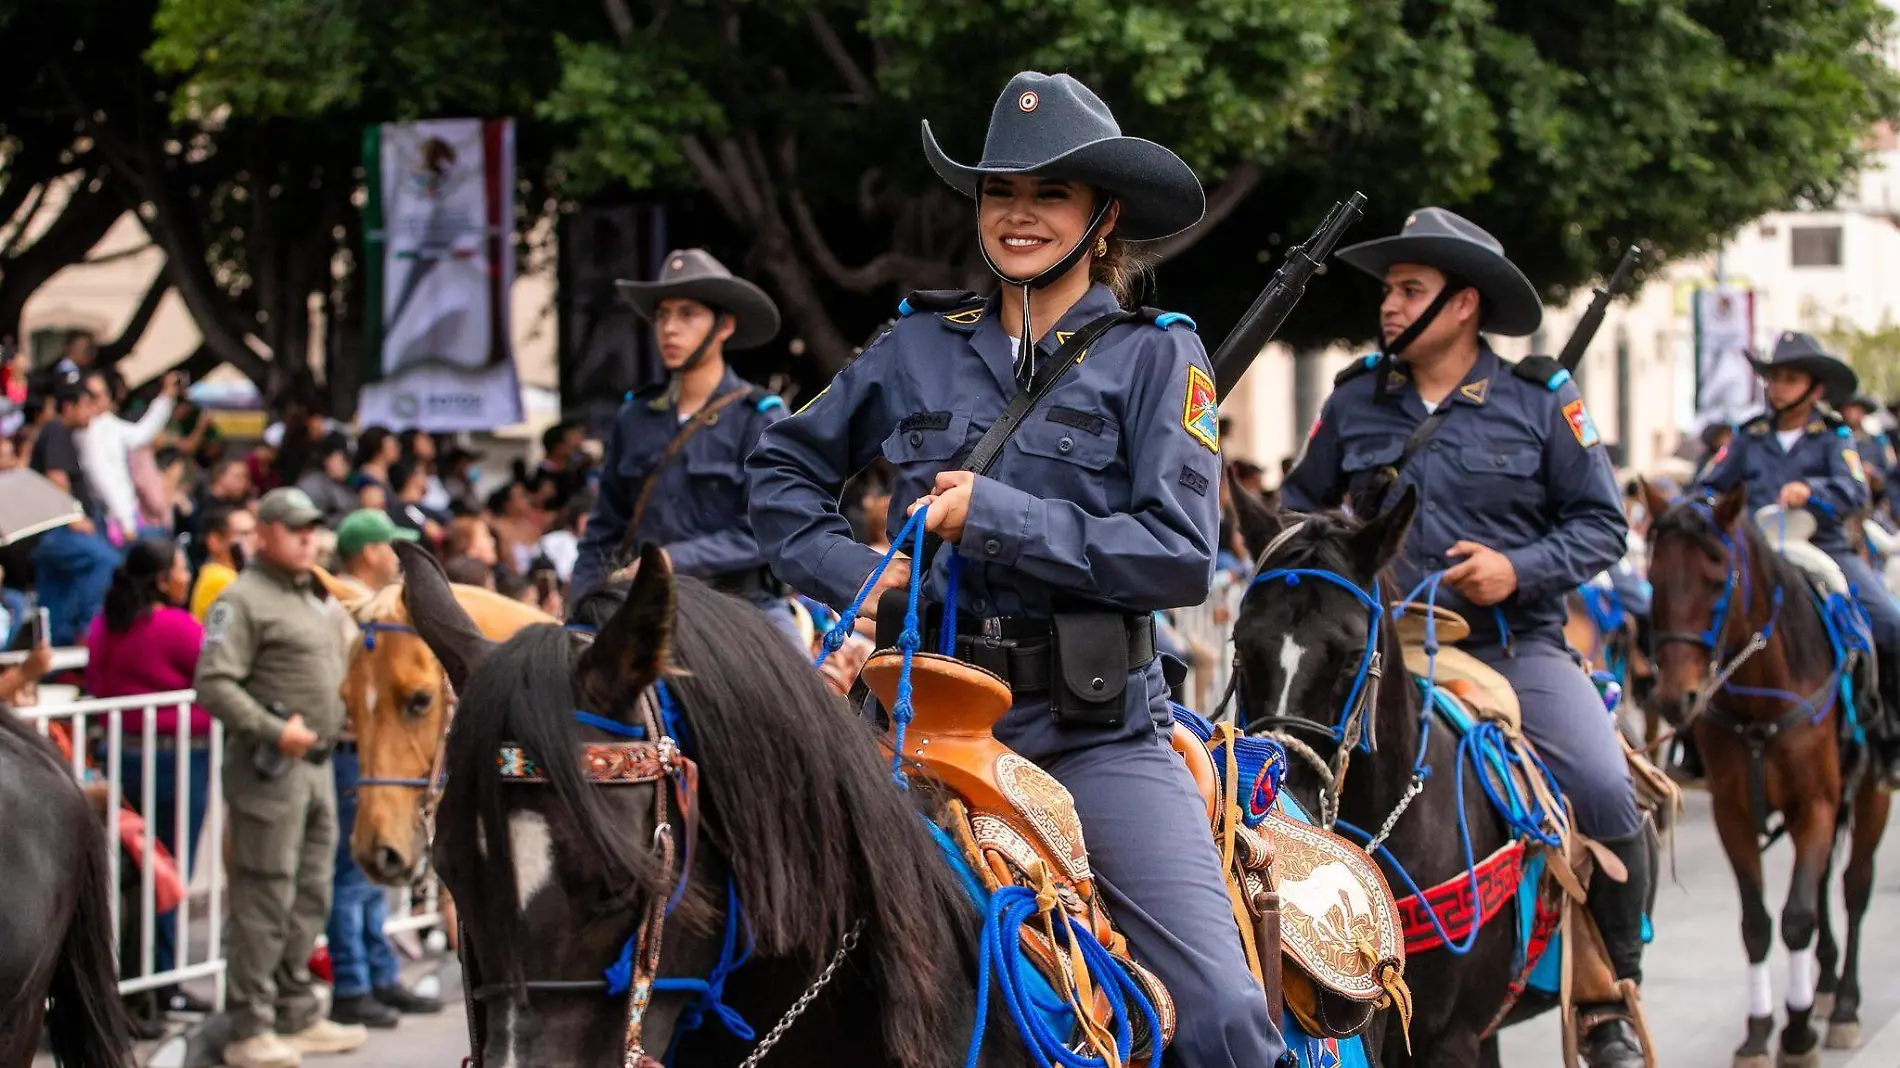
1334 207 1544 337
1749 331 1858 401
921 71 1205 241
616 249 781 351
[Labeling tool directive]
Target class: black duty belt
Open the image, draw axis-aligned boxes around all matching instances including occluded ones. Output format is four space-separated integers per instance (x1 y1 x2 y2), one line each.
919 613 1156 695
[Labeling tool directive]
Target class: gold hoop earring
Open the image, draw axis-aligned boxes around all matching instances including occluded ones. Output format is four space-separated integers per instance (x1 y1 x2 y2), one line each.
1095 236 1109 258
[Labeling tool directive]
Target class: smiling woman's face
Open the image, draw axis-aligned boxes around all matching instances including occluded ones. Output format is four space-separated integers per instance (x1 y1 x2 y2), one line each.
977 175 1105 281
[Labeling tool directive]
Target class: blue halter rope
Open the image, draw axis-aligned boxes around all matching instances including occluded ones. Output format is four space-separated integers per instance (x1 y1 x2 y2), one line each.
1247 567 1383 749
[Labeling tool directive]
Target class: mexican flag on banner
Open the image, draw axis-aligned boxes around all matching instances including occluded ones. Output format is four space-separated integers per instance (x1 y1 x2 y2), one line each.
360 118 524 431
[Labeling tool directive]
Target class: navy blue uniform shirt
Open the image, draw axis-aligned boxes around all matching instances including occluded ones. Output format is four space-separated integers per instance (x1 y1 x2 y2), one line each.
1280 345 1628 646
1698 411 1868 553
572 367 785 601
747 282 1221 619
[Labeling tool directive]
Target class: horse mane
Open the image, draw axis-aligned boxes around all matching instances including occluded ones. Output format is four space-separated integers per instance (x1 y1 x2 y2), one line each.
0 705 66 774
449 577 987 1067
1652 503 1834 681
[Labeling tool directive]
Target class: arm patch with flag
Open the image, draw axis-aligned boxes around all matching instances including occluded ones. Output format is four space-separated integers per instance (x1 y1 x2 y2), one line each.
1563 398 1601 448
1845 449 1866 483
1183 365 1220 452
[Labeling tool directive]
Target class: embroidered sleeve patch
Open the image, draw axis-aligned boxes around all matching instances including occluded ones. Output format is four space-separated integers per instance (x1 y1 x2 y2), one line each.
1178 465 1210 496
1308 416 1323 441
1844 448 1866 484
204 602 234 646
1183 365 1220 453
1562 398 1601 449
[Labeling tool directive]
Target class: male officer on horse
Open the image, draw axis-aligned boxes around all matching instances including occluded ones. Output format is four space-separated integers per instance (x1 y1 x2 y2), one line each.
1280 208 1651 1068
1698 334 1900 779
570 249 796 640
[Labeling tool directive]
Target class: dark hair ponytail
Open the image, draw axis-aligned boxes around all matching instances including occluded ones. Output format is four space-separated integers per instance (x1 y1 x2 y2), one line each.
103 538 178 635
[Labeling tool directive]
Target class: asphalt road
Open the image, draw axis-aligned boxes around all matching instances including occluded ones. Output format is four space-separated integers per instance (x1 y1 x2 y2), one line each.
69 789 1900 1067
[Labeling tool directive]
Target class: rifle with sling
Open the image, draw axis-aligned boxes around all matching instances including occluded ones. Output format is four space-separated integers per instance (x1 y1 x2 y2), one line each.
1211 192 1369 399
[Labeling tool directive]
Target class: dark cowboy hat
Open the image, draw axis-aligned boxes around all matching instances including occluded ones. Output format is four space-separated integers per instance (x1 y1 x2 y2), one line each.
1749 331 1857 400
1334 207 1543 337
616 249 781 351
921 71 1205 241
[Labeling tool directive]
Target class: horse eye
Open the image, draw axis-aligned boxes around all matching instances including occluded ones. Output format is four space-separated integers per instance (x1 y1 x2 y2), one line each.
404 691 434 718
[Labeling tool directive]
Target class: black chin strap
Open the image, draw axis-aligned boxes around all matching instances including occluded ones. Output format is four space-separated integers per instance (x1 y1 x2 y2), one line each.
1768 382 1821 419
1373 278 1468 399
979 198 1115 388
649 314 731 411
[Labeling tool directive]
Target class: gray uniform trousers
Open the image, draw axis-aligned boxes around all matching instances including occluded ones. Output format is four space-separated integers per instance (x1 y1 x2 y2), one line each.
224 753 338 1039
992 658 1285 1068
1469 636 1642 840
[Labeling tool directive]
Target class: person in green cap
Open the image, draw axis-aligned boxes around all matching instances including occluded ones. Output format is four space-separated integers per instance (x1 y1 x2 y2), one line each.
333 509 418 597
322 508 442 1029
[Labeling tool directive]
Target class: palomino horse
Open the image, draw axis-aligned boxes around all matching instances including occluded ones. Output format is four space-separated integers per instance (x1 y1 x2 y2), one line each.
0 709 130 1068
1228 488 1521 1067
1643 484 1889 1068
392 540 1042 1067
314 569 554 884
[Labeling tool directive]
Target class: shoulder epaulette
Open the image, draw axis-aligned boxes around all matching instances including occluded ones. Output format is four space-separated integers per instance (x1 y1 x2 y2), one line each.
1509 354 1571 391
897 289 981 318
1334 353 1383 387
1148 310 1196 332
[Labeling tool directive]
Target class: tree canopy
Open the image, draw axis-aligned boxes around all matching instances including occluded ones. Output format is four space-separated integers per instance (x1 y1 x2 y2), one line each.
3 0 1895 399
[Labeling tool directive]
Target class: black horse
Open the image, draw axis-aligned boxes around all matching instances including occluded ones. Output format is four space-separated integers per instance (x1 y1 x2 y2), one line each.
0 709 131 1068
396 541 1037 1067
1228 488 1517 1068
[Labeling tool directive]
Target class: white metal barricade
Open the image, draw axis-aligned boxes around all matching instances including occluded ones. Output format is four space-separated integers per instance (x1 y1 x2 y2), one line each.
20 690 227 1001
1170 571 1245 717
21 687 448 1002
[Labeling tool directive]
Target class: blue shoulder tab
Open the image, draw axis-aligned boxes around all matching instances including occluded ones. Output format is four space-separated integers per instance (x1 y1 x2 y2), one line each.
897 289 981 318
1333 353 1383 386
1153 311 1197 332
1509 354 1568 391
756 394 785 413
1838 425 1853 439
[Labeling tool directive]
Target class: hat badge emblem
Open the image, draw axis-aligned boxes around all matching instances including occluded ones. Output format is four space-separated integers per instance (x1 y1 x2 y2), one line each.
1018 91 1038 113
669 257 684 271
1404 213 1417 226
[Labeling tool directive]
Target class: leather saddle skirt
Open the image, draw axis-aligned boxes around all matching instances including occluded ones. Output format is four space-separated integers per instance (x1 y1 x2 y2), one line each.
858 650 1175 1056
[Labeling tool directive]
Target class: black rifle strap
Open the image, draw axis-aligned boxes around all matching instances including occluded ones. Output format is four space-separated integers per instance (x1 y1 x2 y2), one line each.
961 309 1142 477
902 308 1143 598
1363 403 1454 514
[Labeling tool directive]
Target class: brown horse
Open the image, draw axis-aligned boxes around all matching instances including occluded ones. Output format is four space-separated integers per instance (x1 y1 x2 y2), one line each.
1643 483 1890 1068
316 570 554 884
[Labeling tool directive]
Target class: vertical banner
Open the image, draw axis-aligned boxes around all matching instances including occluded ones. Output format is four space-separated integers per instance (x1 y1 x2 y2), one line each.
557 205 667 436
359 119 524 431
1692 286 1758 429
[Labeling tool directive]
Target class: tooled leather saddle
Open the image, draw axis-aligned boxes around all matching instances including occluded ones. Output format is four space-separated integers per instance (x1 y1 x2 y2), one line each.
859 648 1412 1058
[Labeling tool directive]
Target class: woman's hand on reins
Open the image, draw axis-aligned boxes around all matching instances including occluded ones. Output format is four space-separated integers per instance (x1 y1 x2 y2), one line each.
909 471 975 544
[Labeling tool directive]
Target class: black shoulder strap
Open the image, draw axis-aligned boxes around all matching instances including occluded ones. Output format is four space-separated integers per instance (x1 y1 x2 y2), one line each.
1360 403 1453 515
959 309 1145 476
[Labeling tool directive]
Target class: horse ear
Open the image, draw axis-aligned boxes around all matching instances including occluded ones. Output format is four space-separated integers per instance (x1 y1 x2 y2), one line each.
1352 484 1417 570
1226 464 1282 562
312 566 371 617
1638 477 1671 526
579 542 674 700
1712 484 1748 531
393 541 493 691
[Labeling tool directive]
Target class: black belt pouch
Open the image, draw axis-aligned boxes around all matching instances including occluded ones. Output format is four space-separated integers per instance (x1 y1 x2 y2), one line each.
1049 613 1129 728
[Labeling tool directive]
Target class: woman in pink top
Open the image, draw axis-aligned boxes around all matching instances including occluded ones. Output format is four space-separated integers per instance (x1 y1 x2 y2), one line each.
85 537 213 1016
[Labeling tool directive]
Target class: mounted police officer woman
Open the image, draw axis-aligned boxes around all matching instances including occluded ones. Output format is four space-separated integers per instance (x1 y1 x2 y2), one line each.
1699 333 1900 777
1280 209 1651 1068
748 72 1286 1067
571 249 794 634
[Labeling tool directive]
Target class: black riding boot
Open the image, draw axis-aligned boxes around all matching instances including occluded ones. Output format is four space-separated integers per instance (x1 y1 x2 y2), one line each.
1580 830 1652 1068
1875 649 1900 784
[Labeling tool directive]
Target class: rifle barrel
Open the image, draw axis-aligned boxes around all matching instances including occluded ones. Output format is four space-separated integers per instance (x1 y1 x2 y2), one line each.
1212 192 1368 397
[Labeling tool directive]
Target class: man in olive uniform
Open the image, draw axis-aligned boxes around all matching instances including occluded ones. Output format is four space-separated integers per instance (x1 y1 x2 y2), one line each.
197 488 366 1068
